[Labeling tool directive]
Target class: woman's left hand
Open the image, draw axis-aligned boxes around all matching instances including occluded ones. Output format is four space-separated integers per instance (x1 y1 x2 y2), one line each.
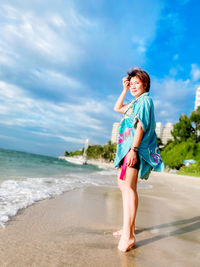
126 150 137 167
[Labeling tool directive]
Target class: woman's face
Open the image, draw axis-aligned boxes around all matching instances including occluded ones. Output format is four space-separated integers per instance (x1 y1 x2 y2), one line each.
129 76 146 99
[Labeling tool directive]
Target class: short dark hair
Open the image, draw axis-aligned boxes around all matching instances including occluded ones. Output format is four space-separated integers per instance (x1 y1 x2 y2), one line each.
127 67 150 92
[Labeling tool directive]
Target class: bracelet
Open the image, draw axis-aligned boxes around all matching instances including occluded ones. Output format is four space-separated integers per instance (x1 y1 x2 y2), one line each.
131 146 139 152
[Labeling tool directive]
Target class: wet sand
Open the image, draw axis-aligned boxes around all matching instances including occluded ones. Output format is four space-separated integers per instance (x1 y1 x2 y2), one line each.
0 172 200 267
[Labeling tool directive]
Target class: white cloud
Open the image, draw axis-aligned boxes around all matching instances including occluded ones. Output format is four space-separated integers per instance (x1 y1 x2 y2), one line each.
0 80 116 142
131 37 147 54
151 76 196 123
30 131 85 144
0 4 96 68
58 135 85 144
51 15 66 27
173 54 179 60
32 69 82 90
191 64 200 81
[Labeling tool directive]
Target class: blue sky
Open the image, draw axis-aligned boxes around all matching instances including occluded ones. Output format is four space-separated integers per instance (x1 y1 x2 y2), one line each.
0 0 200 157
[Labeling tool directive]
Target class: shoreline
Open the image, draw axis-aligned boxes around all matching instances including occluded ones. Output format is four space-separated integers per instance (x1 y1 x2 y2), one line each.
58 155 115 169
59 155 200 178
0 172 200 266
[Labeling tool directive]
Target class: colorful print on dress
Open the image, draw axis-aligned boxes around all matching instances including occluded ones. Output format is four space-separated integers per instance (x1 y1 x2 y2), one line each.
148 147 162 165
117 127 131 144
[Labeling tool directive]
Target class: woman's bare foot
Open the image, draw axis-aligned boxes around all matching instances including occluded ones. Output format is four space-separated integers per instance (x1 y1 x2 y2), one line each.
118 235 136 252
113 229 135 238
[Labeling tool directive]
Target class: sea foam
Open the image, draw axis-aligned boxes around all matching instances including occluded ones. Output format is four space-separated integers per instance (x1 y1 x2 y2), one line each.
0 172 118 227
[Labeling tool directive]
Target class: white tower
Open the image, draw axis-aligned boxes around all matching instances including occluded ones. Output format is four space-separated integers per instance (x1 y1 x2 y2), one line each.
195 86 200 110
83 139 89 164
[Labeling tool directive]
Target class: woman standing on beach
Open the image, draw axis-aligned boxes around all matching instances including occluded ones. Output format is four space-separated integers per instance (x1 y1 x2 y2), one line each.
113 67 164 252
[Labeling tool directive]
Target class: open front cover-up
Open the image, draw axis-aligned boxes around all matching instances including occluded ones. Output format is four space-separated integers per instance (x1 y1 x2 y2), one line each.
114 92 165 180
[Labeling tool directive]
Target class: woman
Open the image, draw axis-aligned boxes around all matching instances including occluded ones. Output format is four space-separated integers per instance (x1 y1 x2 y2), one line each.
113 67 165 252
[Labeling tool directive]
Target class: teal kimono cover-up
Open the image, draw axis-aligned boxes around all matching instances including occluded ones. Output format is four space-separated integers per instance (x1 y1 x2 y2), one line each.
114 92 165 180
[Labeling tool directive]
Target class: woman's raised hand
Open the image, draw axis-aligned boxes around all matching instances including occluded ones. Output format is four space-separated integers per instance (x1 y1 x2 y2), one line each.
122 77 130 92
113 77 130 113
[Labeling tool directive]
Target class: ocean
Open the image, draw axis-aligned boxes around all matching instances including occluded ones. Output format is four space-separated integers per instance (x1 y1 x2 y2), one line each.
0 148 151 227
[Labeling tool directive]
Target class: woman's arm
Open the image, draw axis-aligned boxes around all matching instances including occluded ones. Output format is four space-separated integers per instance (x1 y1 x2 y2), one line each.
114 77 130 113
126 120 144 167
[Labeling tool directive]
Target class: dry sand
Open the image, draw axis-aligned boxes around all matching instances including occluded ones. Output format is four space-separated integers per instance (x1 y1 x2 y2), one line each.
0 172 200 267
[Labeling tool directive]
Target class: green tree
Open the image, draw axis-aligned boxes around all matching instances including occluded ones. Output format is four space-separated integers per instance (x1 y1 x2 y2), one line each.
171 114 194 142
86 145 104 159
65 140 117 162
65 150 70 156
190 106 200 142
102 141 117 161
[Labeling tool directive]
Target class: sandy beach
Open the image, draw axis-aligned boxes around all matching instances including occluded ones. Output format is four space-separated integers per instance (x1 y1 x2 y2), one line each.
0 172 200 267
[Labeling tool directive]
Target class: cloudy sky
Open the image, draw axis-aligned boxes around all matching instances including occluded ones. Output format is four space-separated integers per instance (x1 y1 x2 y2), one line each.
0 0 200 157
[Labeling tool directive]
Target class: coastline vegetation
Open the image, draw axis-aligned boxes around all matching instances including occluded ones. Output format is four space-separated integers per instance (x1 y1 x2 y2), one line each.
161 107 200 176
65 141 117 162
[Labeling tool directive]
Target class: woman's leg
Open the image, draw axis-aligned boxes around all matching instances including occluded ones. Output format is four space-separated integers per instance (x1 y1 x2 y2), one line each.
113 167 138 237
118 166 139 251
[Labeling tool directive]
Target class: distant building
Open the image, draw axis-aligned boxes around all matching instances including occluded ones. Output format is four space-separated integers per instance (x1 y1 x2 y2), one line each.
195 86 200 110
161 123 174 145
156 122 174 145
155 122 163 139
111 122 120 143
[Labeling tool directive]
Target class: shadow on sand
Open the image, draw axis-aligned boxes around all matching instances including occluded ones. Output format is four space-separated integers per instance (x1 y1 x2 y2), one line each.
135 215 200 248
116 216 200 266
